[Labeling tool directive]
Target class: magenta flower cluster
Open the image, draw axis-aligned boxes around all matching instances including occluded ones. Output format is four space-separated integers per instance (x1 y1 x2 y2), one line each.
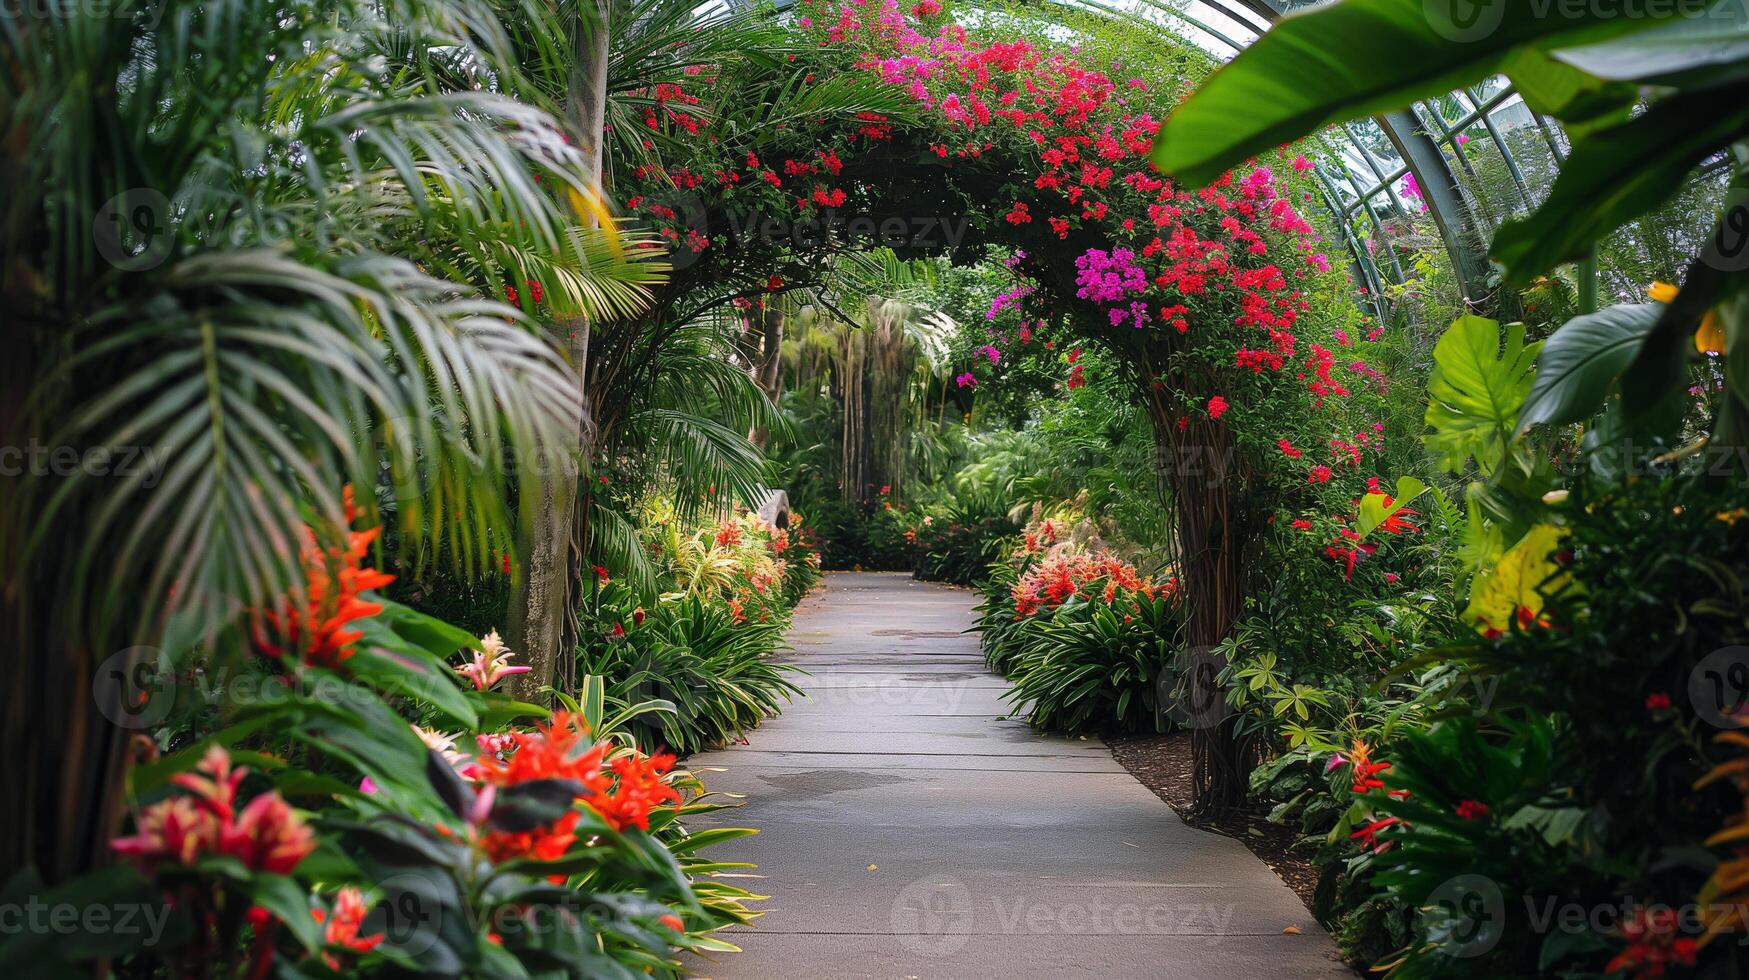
1073 247 1147 304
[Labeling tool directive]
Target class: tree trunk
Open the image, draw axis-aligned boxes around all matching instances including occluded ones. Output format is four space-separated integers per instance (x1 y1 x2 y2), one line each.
1146 393 1253 813
0 274 137 884
507 1 608 701
749 308 783 450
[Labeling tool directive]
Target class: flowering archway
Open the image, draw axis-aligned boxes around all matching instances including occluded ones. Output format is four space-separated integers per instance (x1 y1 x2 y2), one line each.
604 0 1396 804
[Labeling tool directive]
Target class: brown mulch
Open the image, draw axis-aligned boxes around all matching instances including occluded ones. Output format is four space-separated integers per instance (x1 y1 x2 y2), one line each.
1107 731 1322 910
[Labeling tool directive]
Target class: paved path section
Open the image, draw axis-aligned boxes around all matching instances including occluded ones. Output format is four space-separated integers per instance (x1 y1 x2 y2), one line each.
684 572 1350 979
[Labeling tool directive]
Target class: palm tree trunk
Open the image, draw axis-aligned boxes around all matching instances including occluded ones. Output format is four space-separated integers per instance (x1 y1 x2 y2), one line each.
507 0 609 701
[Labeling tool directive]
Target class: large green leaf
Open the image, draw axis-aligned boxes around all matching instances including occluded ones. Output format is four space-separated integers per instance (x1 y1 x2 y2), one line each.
1357 476 1429 538
1517 303 1660 430
1148 0 1700 184
1502 48 1636 129
1554 2 1749 88
1424 316 1541 474
1491 82 1749 283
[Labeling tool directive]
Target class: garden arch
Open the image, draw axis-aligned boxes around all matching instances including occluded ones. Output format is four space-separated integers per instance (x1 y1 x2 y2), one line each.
571 2 1401 803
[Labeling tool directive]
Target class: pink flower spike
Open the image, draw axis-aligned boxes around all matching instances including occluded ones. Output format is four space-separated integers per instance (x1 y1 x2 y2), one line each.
466 783 497 827
455 629 528 691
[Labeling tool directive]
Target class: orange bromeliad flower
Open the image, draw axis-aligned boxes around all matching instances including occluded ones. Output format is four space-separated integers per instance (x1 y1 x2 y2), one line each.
311 887 385 968
252 487 395 669
1011 551 1172 617
471 713 684 862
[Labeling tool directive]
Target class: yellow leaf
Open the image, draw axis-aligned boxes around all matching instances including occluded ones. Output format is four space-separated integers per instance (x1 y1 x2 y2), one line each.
1464 524 1567 635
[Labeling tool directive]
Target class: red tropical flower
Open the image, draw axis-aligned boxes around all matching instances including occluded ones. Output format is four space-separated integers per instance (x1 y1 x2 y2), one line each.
252 486 395 669
111 746 315 875
311 887 385 968
1607 906 1698 980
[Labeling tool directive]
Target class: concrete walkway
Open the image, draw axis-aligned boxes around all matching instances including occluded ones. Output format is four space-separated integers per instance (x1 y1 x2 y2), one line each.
684 572 1350 979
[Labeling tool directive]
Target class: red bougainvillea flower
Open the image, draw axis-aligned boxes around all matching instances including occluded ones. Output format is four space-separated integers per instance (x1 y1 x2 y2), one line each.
1206 395 1228 419
111 746 315 875
1350 815 1402 853
1645 691 1673 711
1607 906 1698 980
311 887 385 968
1277 439 1302 459
252 487 395 669
1455 800 1491 822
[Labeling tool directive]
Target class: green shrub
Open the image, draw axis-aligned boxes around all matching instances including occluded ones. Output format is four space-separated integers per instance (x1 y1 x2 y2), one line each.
580 586 803 755
1001 592 1181 734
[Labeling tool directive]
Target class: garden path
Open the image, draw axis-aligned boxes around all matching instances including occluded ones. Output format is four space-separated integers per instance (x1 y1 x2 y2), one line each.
684 572 1350 979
